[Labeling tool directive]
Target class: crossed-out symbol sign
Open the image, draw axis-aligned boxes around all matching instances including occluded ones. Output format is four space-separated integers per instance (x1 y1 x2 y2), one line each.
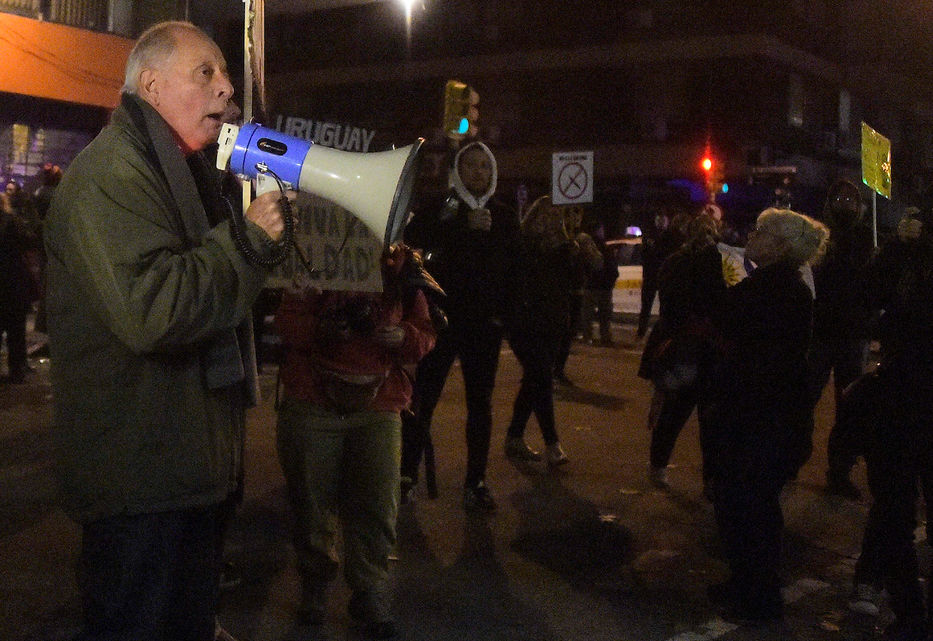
552 151 593 205
558 162 588 200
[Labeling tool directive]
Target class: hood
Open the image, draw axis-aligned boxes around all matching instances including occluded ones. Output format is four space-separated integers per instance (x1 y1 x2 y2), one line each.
448 141 497 210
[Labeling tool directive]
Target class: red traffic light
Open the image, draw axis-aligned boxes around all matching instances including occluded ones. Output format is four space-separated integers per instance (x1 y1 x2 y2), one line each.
701 156 713 173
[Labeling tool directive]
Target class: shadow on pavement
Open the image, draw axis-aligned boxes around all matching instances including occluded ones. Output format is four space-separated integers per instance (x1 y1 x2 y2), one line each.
395 508 561 641
553 384 630 411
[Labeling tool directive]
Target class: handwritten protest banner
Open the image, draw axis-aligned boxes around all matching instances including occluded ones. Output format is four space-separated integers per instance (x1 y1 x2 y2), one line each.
266 193 384 292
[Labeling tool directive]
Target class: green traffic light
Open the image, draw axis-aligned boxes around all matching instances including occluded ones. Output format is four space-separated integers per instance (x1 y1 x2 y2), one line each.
457 117 469 135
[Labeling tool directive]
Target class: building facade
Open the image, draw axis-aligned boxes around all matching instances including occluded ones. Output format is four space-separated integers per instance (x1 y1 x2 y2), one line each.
0 0 185 190
215 0 933 232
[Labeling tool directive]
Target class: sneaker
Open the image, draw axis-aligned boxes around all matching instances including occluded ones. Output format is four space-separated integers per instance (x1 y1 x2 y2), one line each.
825 473 862 501
399 477 416 505
648 465 670 489
297 580 328 625
505 437 542 461
348 590 397 639
463 480 496 512
219 561 242 591
214 620 239 641
847 583 883 617
545 442 569 467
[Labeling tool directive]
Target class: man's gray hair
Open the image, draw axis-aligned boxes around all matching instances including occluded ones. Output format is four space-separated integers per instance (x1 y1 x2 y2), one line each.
122 21 209 94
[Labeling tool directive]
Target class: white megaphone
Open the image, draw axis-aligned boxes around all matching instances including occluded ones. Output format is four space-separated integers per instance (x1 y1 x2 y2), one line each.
216 122 423 247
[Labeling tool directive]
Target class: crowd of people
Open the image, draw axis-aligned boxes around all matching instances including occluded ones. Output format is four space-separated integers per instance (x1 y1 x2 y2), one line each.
13 18 932 641
0 165 60 383
634 185 933 638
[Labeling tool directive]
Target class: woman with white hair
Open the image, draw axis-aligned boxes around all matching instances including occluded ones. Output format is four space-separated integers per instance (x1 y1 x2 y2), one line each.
706 208 828 623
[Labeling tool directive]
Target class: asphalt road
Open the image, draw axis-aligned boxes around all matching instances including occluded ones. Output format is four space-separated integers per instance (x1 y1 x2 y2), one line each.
0 321 918 641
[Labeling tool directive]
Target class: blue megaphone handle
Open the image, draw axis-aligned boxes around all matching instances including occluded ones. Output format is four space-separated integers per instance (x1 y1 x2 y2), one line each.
229 123 312 187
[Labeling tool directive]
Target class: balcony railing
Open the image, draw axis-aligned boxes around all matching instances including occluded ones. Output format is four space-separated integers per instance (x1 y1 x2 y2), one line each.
47 0 108 31
0 0 39 17
0 0 180 37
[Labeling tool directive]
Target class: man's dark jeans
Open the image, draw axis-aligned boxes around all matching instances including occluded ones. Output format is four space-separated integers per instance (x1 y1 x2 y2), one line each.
76 502 229 641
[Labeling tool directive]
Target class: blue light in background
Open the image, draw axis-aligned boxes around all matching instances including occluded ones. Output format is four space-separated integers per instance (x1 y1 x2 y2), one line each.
667 178 709 202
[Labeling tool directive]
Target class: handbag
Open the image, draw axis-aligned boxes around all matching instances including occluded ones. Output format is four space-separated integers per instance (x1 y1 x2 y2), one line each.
651 334 701 391
649 315 715 391
315 365 388 413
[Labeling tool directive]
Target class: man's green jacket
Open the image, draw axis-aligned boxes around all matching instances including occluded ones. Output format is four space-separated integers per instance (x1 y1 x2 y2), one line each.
44 93 274 524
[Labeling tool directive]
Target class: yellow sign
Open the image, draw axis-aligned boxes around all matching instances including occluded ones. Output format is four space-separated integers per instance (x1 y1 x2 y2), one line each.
861 122 891 198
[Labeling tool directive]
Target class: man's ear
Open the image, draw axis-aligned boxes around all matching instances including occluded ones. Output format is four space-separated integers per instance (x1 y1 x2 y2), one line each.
138 69 159 104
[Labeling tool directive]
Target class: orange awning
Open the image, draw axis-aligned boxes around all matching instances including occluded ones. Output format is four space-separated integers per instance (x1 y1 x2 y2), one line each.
0 13 133 109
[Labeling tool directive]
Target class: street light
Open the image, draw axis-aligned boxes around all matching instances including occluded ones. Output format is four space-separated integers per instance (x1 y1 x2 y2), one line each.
400 0 419 55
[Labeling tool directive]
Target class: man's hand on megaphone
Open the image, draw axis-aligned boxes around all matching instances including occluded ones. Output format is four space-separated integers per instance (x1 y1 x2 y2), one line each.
246 190 296 242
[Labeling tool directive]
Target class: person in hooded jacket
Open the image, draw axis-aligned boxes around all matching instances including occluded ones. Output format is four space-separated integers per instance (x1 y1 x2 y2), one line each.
800 179 875 496
401 141 519 512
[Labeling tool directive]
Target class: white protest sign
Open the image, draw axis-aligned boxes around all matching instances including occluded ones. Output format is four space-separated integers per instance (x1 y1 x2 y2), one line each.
267 193 383 292
552 151 593 205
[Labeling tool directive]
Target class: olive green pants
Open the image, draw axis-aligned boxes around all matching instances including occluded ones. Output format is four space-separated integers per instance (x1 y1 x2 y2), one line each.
276 398 401 593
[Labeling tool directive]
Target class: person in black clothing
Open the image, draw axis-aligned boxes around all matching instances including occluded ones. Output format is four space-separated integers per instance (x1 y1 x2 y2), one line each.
579 222 619 347
639 213 726 491
850 202 933 641
400 141 519 512
800 179 875 497
707 208 828 623
32 163 62 221
637 210 688 339
0 190 38 383
504 195 573 467
553 211 596 385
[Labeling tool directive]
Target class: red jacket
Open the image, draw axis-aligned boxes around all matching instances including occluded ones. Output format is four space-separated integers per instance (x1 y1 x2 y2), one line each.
276 287 436 413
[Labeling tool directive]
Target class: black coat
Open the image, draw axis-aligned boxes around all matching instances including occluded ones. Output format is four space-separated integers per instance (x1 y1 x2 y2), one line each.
811 221 874 341
871 234 933 391
708 262 813 477
404 191 519 325
638 242 725 382
507 237 578 346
